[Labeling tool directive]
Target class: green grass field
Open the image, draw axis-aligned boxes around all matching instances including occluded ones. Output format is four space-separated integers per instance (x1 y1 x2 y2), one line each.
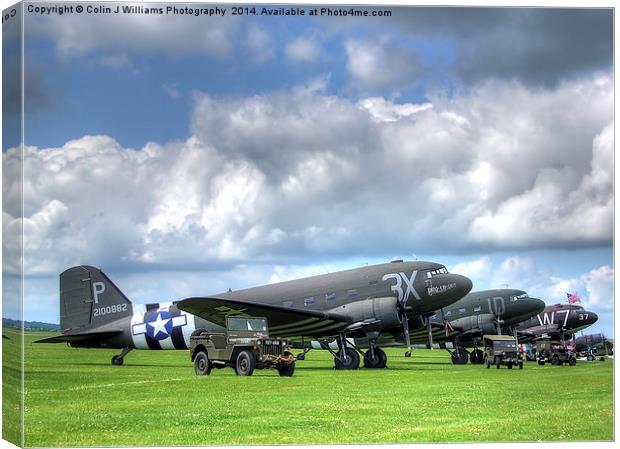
4 328 614 446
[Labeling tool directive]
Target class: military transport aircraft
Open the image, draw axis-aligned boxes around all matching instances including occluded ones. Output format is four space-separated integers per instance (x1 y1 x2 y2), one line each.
515 303 598 341
337 289 545 365
574 333 613 358
37 260 473 369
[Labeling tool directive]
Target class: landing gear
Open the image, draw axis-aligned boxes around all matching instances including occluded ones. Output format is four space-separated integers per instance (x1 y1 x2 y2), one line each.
363 347 387 369
334 347 360 370
111 347 132 366
469 348 484 364
450 347 469 365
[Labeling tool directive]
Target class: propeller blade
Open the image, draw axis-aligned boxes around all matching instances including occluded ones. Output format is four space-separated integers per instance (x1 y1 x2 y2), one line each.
426 315 434 350
402 312 411 355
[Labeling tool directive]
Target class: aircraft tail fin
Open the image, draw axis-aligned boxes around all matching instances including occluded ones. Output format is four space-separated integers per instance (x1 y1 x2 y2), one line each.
60 266 133 333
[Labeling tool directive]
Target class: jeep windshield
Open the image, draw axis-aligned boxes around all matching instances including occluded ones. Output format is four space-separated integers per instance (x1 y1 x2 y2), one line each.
227 317 268 332
493 341 517 349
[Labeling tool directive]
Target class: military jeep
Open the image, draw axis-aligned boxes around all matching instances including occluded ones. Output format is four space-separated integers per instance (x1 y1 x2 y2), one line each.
535 340 577 366
483 335 523 369
189 316 296 377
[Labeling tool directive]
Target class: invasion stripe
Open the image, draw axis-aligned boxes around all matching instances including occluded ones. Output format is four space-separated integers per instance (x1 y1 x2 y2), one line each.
270 317 320 331
171 319 187 349
271 321 348 337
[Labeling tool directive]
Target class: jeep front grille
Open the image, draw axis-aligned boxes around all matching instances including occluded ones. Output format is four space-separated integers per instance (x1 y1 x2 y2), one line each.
261 341 283 356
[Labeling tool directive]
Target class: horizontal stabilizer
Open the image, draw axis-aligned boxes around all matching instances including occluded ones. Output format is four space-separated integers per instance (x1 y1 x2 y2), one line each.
35 330 122 344
177 296 351 337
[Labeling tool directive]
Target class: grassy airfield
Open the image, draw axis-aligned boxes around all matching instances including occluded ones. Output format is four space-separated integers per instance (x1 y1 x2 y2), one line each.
4 328 614 446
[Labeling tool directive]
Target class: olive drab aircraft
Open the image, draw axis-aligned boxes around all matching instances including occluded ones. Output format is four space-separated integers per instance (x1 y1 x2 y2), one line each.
337 289 545 365
515 303 599 341
36 260 473 369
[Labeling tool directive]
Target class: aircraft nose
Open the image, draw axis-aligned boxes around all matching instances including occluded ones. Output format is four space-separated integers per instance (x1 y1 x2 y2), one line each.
453 274 473 298
585 311 599 326
526 297 546 315
417 273 472 314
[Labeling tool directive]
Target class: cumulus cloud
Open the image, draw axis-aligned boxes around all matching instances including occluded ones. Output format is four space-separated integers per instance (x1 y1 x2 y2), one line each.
383 8 613 87
285 37 322 63
344 38 420 91
243 26 276 63
452 255 614 315
3 74 613 276
28 7 236 57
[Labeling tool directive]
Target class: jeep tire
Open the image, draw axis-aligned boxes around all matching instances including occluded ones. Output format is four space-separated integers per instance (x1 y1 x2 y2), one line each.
194 351 211 376
235 350 256 376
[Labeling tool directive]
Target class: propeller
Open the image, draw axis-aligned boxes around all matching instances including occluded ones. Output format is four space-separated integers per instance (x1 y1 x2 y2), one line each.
425 314 434 350
494 311 504 335
396 296 413 357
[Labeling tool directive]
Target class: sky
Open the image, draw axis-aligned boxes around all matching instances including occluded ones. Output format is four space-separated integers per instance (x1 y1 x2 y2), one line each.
1 2 614 338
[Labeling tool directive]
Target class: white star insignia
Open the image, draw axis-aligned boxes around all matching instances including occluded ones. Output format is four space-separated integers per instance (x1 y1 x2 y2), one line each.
148 313 171 338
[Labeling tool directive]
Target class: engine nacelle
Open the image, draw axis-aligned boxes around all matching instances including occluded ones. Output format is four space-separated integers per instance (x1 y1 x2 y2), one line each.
328 296 401 331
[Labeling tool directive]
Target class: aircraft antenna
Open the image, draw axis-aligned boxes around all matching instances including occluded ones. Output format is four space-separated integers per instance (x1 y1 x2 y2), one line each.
321 264 330 274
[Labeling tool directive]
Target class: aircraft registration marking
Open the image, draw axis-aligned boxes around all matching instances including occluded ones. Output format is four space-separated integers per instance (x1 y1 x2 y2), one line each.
382 271 421 303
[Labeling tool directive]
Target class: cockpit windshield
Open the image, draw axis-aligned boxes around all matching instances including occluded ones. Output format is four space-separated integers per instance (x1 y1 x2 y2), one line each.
425 267 449 279
510 292 529 301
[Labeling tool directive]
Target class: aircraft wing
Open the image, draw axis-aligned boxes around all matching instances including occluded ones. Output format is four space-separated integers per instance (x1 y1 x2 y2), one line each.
177 296 352 338
35 330 123 344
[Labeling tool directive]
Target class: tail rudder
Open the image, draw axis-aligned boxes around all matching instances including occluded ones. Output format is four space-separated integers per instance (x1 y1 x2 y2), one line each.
60 265 133 333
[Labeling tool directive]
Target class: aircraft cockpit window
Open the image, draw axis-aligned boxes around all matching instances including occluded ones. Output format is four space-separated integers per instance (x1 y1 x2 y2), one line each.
516 293 529 300
425 267 449 278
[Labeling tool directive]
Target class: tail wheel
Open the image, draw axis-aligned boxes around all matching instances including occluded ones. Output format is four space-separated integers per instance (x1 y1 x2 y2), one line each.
363 348 387 369
194 351 211 376
334 347 360 370
278 352 296 377
235 350 256 376
111 355 123 366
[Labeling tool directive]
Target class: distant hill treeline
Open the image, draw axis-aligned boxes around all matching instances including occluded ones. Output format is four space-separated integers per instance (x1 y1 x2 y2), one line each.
3 318 59 331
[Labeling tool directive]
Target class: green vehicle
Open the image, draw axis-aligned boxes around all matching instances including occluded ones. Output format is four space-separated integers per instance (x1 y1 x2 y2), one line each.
535 340 577 366
482 335 523 369
189 316 296 377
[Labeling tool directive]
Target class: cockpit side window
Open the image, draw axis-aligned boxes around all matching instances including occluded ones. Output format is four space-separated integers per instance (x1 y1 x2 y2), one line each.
425 266 449 278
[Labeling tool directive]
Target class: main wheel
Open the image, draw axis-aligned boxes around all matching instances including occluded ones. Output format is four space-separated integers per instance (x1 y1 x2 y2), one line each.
363 348 387 369
495 356 501 369
470 349 484 364
194 351 211 376
235 350 255 376
334 347 360 370
451 348 469 365
278 351 295 377
111 355 124 366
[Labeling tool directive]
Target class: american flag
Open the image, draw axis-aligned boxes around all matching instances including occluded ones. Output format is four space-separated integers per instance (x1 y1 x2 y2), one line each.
566 292 581 304
444 319 455 337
